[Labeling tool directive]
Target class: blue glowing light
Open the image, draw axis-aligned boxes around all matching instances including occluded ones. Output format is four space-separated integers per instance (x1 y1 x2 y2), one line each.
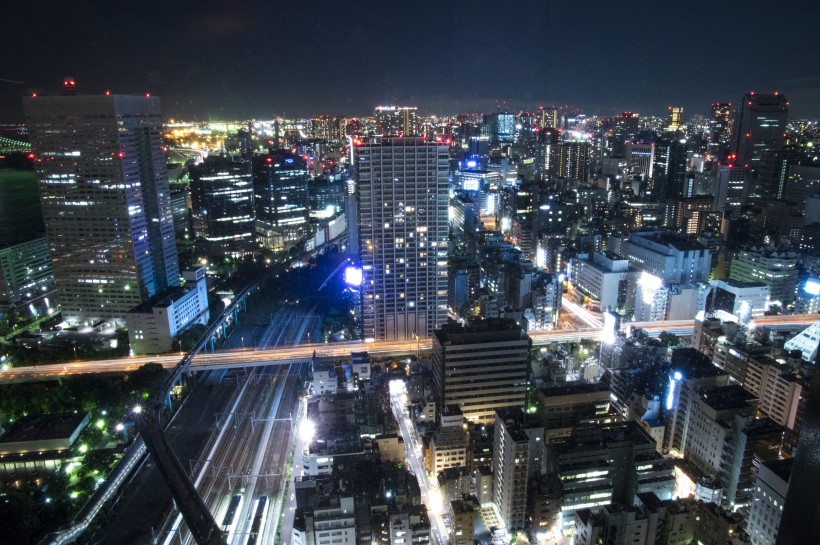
284 158 294 164
673 371 683 381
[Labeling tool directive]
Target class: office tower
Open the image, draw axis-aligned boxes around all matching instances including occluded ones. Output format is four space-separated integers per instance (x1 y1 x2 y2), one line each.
540 106 560 129
567 252 633 314
548 422 676 534
555 141 590 181
667 106 683 131
652 138 688 199
729 247 798 306
747 460 790 545
616 231 712 285
189 155 255 256
493 408 545 532
672 197 713 234
432 318 531 423
714 163 748 217
611 112 640 157
757 150 802 200
374 105 419 136
24 92 179 326
0 237 57 318
253 151 310 252
732 92 789 170
625 142 655 180
168 184 191 241
354 137 448 341
711 102 732 146
490 112 516 144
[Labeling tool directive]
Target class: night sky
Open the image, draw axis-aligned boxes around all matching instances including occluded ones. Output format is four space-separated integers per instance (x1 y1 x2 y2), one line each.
2 0 819 121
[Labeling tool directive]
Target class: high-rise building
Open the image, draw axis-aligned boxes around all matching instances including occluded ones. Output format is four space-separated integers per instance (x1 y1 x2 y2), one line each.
189 155 255 256
493 408 545 532
667 106 683 131
732 92 789 170
432 318 531 423
729 247 798 306
555 141 590 181
491 112 516 144
710 102 732 146
253 151 310 252
0 237 57 319
714 163 748 217
747 459 790 545
354 137 448 341
24 92 179 326
652 139 688 199
611 112 640 157
374 106 419 136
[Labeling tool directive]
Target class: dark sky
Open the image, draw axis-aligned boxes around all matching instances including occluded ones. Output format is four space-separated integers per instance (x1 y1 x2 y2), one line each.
2 0 819 121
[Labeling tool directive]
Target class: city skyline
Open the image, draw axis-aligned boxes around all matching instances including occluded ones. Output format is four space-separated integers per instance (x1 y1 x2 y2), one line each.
2 1 820 121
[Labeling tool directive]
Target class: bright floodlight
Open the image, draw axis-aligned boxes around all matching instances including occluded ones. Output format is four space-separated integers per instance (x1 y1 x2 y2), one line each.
389 379 406 396
299 419 316 443
132 405 142 414
344 266 363 287
602 312 617 345
115 423 125 432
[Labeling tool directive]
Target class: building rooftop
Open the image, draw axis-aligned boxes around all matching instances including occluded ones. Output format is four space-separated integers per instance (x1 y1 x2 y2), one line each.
762 458 793 484
699 385 756 412
539 382 610 398
0 412 88 444
434 317 528 345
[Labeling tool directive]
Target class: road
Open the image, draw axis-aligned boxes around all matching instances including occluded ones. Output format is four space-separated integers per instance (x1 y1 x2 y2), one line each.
389 385 448 545
2 314 817 383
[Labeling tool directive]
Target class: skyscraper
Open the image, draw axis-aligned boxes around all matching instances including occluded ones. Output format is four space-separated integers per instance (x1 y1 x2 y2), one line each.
189 155 255 256
354 137 448 341
667 106 683 131
374 106 419 136
24 92 179 326
432 318 531 423
732 92 789 169
555 141 590 181
611 112 640 157
253 151 310 252
710 102 732 146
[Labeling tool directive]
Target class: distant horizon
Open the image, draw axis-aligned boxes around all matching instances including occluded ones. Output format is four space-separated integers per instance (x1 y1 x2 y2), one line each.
1 89 815 124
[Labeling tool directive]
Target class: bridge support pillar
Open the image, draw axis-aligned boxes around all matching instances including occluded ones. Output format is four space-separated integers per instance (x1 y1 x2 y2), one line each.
166 391 173 411
233 307 239 324
209 337 216 352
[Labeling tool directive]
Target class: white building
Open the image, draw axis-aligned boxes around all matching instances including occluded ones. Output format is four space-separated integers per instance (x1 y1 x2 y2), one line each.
729 247 798 306
708 279 769 323
747 460 790 545
292 494 357 545
568 252 633 313
355 137 449 341
783 322 820 362
617 231 712 285
126 268 209 355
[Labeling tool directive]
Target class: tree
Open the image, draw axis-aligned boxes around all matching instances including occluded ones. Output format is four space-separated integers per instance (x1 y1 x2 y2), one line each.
658 331 680 347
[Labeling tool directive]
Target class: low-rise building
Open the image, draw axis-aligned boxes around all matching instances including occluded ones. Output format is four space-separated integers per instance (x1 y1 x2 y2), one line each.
126 268 209 354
